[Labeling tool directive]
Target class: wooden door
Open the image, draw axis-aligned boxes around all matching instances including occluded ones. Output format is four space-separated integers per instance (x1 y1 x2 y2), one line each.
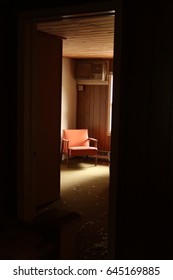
31 30 62 209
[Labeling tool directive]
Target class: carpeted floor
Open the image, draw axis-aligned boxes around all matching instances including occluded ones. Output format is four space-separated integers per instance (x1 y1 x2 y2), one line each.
0 158 110 260
50 158 110 259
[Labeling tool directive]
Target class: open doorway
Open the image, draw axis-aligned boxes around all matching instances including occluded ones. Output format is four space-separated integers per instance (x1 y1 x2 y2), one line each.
35 14 114 259
17 2 121 259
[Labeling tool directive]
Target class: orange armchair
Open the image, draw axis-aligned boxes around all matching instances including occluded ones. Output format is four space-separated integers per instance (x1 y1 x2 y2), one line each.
61 129 98 167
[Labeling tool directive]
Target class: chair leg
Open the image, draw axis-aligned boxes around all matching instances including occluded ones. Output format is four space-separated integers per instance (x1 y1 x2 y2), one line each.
95 156 97 166
61 141 64 162
67 151 69 168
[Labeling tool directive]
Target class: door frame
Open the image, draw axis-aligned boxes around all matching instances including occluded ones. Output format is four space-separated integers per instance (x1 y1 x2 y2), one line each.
17 0 122 258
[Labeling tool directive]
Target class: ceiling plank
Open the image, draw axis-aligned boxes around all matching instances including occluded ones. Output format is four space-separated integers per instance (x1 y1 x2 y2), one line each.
37 15 114 59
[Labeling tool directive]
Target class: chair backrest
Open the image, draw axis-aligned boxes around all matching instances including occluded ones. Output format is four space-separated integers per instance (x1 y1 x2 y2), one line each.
63 129 89 147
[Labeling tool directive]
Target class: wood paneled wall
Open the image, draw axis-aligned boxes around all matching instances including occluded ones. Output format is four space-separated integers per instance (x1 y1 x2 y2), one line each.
77 84 111 151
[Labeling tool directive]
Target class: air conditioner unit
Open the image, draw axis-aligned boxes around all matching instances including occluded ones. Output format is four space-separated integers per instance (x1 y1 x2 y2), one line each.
75 60 108 81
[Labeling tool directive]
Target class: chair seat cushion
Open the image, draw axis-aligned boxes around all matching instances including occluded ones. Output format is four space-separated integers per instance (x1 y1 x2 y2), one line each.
69 146 97 156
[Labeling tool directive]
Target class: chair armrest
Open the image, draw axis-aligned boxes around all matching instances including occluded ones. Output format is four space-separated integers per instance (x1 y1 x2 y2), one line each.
88 137 98 142
62 138 69 143
88 137 98 148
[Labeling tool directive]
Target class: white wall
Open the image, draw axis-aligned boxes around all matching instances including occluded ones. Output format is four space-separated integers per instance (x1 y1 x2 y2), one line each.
61 58 77 135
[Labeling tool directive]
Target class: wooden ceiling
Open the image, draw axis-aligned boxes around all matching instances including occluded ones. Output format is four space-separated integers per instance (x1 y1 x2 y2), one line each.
37 14 115 59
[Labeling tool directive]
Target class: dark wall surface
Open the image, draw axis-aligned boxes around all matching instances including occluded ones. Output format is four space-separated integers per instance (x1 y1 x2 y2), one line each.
1 6 18 217
114 0 173 259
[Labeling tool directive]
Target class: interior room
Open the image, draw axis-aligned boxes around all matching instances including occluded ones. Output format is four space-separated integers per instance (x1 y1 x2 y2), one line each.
36 13 114 143
35 13 115 259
